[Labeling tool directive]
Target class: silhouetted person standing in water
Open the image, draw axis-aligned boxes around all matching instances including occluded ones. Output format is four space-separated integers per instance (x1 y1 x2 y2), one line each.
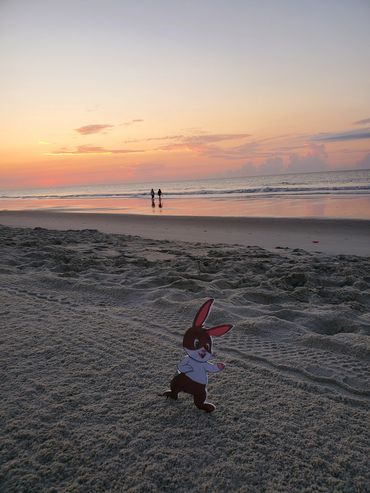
158 188 163 208
150 188 155 207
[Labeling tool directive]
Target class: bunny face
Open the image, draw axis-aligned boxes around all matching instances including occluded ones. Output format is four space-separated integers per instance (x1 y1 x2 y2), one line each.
183 327 213 362
181 298 233 362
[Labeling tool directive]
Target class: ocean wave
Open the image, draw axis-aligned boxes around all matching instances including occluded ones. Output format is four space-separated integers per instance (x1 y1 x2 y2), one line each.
1 184 370 200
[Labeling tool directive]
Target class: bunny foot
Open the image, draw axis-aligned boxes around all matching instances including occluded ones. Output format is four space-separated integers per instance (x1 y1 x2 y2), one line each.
163 390 178 400
199 402 216 413
194 393 215 412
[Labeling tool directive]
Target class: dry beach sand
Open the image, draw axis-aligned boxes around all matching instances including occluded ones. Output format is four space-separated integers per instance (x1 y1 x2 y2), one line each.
1 216 370 492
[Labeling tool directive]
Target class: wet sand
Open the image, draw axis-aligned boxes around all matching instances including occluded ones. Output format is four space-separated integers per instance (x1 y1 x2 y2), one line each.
0 210 370 255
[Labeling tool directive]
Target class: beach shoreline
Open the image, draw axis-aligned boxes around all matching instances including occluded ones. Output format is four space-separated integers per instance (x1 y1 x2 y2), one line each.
1 192 370 220
0 210 369 256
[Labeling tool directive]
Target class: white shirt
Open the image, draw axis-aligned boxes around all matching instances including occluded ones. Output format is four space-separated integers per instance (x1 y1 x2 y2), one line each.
177 356 221 384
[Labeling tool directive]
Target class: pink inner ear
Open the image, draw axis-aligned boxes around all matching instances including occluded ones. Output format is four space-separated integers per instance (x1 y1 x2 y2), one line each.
193 298 214 327
207 324 233 337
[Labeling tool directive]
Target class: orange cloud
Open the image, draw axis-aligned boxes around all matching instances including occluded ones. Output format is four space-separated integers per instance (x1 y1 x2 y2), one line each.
45 145 144 156
122 119 144 126
74 119 144 135
75 124 114 135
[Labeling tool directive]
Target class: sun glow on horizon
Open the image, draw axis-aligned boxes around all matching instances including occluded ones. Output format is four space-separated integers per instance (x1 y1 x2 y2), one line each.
0 0 369 190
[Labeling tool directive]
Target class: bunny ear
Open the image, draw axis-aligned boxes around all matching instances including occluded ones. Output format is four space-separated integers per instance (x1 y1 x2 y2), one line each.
206 324 233 337
193 298 214 327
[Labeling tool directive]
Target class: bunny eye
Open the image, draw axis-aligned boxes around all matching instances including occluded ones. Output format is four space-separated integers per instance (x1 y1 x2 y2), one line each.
194 338 200 349
205 343 211 352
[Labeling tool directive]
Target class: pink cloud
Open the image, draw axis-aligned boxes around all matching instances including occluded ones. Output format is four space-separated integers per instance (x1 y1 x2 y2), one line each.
356 152 370 169
353 117 370 125
75 124 114 135
158 133 251 153
46 145 144 155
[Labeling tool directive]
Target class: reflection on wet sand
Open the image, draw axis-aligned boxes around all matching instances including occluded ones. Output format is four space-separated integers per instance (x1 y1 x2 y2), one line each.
1 194 370 219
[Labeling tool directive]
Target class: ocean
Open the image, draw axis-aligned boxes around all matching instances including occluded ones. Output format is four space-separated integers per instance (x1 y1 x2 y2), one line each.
1 169 370 219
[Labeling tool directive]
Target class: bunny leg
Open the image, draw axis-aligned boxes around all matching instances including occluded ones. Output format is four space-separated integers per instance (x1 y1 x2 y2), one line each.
193 390 216 413
163 374 181 400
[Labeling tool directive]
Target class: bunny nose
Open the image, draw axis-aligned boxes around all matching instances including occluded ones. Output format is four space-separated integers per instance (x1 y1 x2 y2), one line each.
199 348 207 358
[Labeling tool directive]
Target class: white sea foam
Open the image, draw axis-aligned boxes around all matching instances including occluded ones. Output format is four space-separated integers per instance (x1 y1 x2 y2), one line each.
1 169 369 200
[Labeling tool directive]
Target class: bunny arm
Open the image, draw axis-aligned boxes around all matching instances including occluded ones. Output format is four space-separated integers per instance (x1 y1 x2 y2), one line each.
177 356 222 384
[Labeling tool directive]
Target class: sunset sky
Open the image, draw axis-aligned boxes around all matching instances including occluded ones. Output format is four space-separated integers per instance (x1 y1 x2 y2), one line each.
1 0 370 190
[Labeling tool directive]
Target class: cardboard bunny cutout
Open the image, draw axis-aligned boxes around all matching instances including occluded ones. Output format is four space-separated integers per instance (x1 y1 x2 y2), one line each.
164 298 233 412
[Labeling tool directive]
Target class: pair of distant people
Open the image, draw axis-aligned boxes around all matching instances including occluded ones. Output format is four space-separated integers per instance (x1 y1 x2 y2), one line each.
150 188 162 199
150 188 163 208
